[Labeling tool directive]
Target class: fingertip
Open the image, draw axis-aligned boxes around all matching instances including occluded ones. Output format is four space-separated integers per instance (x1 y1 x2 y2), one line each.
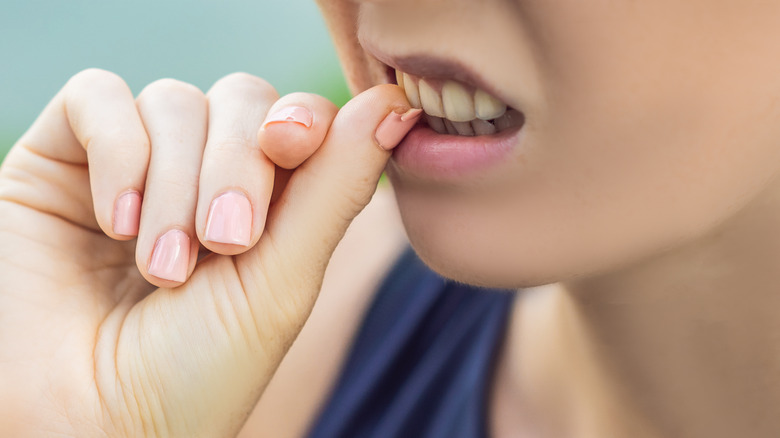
261 106 313 130
374 107 423 151
200 190 262 256
329 84 416 138
143 229 194 287
111 190 142 239
258 94 338 169
258 121 319 169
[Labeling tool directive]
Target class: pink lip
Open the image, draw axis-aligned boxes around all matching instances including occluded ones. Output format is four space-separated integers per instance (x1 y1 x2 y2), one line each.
389 122 525 180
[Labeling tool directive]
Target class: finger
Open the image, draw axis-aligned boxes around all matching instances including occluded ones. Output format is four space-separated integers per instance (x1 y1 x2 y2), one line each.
134 79 208 287
259 92 339 209
258 92 339 169
2 69 149 237
106 85 418 437
237 84 420 331
196 73 278 256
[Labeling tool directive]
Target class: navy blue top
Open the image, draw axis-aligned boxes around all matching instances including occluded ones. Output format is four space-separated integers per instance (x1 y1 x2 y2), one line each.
306 247 516 438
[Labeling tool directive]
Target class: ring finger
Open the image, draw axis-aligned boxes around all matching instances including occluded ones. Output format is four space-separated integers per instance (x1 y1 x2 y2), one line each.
195 73 279 256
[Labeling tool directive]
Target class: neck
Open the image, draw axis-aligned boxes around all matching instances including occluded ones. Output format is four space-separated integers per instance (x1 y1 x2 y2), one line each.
496 180 780 437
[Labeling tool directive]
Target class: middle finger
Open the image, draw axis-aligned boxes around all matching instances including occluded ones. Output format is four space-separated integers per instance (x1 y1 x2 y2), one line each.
135 79 208 287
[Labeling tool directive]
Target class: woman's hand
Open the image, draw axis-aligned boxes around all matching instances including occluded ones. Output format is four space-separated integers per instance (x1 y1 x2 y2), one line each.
0 69 418 437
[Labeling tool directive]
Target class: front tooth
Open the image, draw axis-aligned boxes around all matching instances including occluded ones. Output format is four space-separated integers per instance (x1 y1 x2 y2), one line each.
471 118 497 136
452 121 475 136
419 79 446 117
442 80 475 122
426 115 447 134
474 89 507 120
403 73 421 108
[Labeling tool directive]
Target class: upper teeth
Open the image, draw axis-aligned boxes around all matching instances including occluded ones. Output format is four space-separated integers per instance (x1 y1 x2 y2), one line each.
474 89 506 121
419 79 446 118
442 81 474 122
396 69 514 136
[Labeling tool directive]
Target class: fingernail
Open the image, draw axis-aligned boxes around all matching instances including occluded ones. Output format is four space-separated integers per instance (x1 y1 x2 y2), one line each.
204 191 252 246
262 106 313 129
148 229 190 282
113 190 141 236
374 108 423 151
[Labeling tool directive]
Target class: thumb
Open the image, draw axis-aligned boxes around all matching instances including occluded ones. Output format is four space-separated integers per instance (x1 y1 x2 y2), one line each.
99 85 420 437
238 83 420 302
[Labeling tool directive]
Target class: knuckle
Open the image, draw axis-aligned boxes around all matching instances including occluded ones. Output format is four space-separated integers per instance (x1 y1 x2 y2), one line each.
143 78 202 95
65 68 127 96
217 72 262 87
340 188 374 223
283 91 333 107
210 72 278 101
137 78 205 107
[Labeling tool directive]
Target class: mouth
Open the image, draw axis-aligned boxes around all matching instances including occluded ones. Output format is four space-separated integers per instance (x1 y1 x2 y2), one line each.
391 68 525 137
360 40 527 179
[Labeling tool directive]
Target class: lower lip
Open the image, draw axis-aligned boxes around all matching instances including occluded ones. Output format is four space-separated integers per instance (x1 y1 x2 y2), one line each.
390 121 524 180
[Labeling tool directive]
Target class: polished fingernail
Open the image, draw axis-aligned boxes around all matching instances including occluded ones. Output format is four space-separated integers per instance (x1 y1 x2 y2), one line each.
113 190 141 236
205 191 252 246
148 229 190 282
374 107 423 151
262 106 313 129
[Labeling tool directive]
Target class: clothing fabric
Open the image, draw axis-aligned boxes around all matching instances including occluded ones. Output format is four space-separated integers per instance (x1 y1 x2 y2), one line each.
307 246 516 438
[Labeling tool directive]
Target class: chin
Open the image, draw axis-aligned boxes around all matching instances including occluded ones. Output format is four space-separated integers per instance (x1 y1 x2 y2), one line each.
403 230 557 291
392 197 569 290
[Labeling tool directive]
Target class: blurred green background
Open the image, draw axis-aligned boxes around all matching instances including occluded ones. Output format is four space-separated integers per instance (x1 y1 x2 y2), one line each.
0 0 350 160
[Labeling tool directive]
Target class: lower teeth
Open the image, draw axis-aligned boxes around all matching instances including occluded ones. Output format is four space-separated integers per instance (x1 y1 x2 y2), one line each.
425 110 523 136
472 118 496 136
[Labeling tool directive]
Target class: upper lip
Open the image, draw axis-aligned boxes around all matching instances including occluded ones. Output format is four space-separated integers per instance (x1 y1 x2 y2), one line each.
358 36 516 110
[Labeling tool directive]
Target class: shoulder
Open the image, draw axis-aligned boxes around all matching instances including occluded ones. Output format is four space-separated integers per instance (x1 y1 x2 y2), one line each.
237 185 408 438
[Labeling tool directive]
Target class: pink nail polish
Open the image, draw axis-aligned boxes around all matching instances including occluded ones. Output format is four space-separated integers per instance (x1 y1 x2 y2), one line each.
374 108 423 151
148 229 190 282
262 106 313 129
113 190 141 236
204 191 252 246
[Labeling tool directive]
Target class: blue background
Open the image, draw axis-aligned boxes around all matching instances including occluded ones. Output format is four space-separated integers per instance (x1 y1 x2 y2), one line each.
0 0 349 158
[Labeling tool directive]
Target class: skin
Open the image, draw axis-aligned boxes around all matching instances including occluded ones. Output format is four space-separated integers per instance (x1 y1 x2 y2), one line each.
3 0 780 437
0 68 416 436
316 0 780 436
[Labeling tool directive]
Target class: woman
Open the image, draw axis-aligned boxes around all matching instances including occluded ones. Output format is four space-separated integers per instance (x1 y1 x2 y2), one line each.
1 0 779 436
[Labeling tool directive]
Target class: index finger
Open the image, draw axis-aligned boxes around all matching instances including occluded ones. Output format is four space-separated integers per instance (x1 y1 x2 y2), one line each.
257 92 339 170
4 68 150 238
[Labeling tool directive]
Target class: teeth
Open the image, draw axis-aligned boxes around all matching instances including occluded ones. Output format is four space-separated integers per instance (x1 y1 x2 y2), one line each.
452 121 475 136
395 69 518 136
443 119 458 136
474 89 507 120
471 118 497 136
442 80 475 122
426 115 447 135
402 73 421 108
419 79 446 118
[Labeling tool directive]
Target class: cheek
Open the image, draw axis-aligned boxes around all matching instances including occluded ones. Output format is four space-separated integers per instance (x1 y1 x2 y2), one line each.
394 104 780 289
392 3 780 288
